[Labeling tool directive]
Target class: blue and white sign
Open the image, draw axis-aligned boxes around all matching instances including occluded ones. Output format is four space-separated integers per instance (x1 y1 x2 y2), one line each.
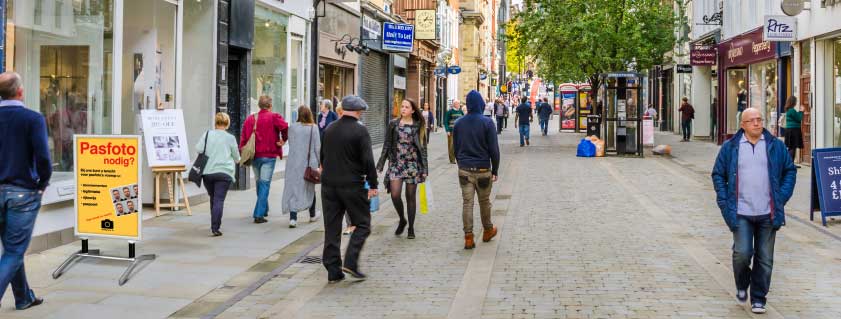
382 22 414 52
480 73 488 80
447 66 462 74
434 67 446 76
763 15 796 42
811 148 841 226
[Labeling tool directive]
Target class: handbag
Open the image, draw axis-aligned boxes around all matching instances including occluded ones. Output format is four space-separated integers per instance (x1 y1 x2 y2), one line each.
239 112 259 166
188 131 210 187
303 126 321 184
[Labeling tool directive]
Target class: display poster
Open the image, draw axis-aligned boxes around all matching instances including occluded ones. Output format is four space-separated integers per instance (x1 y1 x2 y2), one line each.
75 136 142 240
811 148 841 226
643 119 654 146
578 91 591 129
560 93 577 130
140 109 190 168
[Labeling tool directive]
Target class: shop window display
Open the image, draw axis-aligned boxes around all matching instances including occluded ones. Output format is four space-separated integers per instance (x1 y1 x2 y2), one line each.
252 6 288 117
318 63 354 105
750 61 778 136
726 69 747 134
6 0 114 180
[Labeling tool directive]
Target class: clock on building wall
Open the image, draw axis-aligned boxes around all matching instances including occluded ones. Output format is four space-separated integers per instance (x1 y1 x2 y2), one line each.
415 10 437 40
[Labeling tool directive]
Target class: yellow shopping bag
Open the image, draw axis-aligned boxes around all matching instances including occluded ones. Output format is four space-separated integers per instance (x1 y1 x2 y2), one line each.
419 183 429 214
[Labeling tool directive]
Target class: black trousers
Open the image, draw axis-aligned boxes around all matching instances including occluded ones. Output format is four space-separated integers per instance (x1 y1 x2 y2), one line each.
322 185 371 280
496 116 505 134
202 173 232 232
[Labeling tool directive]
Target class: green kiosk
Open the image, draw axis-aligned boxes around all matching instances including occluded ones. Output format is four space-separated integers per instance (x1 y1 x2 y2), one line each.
599 72 644 157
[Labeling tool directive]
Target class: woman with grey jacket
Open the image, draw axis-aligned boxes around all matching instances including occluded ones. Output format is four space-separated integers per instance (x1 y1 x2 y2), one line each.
377 99 428 239
281 106 321 228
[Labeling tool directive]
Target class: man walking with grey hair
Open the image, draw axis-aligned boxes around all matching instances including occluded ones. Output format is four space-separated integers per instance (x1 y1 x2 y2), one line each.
240 96 289 223
712 108 797 314
0 72 51 310
320 95 379 283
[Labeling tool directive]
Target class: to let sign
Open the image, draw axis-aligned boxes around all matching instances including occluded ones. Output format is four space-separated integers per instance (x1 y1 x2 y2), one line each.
810 148 841 226
763 15 796 41
382 22 414 52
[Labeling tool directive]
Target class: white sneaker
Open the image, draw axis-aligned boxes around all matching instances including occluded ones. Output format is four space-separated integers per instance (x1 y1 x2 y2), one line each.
751 303 766 314
289 219 297 228
310 210 321 223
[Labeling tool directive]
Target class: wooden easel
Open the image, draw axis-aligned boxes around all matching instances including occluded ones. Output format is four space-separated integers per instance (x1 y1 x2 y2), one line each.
152 166 192 217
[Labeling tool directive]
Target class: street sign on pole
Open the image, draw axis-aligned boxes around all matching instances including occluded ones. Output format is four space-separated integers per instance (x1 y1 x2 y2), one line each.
447 66 462 74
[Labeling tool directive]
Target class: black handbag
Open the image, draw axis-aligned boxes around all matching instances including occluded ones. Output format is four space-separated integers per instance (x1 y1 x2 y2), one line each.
188 131 210 187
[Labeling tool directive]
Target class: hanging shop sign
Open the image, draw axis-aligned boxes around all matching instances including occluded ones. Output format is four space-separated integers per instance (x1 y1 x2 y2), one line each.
394 75 406 90
811 148 841 226
434 67 446 76
75 135 143 240
382 22 414 52
414 10 437 40
781 0 805 16
719 27 777 68
690 44 717 66
676 64 693 73
140 109 191 168
447 65 462 74
763 15 796 42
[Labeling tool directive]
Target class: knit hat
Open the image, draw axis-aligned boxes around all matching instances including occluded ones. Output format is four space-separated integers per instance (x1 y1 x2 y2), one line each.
341 95 369 111
465 90 485 114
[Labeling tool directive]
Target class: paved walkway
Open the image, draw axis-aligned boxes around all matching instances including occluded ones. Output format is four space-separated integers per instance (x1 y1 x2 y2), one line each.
6 119 841 318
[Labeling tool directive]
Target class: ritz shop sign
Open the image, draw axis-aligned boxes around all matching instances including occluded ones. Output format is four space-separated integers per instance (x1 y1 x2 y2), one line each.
721 28 776 67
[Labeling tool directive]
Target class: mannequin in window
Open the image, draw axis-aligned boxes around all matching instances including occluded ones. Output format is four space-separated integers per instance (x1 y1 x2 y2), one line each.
736 80 747 112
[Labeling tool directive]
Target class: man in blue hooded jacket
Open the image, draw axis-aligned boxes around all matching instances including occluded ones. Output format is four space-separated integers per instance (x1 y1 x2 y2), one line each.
453 90 500 250
711 108 797 314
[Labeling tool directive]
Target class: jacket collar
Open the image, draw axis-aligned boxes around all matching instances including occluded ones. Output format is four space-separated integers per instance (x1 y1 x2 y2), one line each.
730 129 776 150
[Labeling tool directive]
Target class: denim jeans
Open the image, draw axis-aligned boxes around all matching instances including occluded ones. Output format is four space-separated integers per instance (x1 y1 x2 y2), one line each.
251 157 276 218
539 118 549 135
0 184 41 309
733 214 777 305
202 173 232 232
518 124 530 146
681 119 692 140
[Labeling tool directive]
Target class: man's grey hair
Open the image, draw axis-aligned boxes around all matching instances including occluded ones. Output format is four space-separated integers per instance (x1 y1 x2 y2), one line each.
0 72 22 100
322 99 333 110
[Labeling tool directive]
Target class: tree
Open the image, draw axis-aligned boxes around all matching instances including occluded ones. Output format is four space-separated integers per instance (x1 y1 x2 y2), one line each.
504 20 526 75
514 0 676 95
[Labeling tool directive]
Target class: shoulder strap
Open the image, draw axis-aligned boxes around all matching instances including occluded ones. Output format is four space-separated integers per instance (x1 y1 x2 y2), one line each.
307 126 318 163
253 112 259 131
202 130 210 153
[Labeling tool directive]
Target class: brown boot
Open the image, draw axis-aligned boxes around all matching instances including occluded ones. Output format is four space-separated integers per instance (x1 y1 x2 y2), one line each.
482 226 498 242
464 233 476 249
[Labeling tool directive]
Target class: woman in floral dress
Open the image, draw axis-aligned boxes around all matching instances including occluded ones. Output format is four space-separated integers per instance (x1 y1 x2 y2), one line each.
377 99 428 239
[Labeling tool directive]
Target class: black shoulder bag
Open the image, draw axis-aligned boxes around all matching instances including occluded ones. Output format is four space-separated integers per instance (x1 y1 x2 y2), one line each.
188 131 210 187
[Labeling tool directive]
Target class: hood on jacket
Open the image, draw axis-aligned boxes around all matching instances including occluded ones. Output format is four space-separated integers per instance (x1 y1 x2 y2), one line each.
466 90 485 114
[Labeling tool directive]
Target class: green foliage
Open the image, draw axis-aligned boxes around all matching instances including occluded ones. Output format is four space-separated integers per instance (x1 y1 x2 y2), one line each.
505 21 526 74
515 0 676 87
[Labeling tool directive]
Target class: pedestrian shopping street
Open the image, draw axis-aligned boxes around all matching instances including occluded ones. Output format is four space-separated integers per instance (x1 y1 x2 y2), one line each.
2 120 840 319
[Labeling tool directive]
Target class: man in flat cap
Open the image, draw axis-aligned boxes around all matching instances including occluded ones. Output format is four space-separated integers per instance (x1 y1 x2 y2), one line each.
320 95 379 283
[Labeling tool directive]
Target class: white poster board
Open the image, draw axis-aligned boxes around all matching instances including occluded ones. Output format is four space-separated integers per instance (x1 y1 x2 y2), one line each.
140 109 191 168
643 119 655 146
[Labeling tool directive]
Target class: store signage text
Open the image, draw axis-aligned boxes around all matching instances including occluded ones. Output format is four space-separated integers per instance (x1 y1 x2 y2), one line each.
675 64 692 73
382 23 414 52
363 15 382 37
763 15 796 42
720 28 776 67
690 44 717 66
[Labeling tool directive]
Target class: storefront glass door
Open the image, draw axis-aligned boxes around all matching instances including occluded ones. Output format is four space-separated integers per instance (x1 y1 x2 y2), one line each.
252 6 288 117
726 68 747 134
749 61 778 136
290 37 304 121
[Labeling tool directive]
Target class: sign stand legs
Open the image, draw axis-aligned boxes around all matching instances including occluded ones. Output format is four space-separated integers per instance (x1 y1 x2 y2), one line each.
153 167 192 217
52 239 156 286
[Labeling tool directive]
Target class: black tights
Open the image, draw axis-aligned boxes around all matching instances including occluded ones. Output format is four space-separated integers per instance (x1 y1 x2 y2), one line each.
788 148 797 161
390 180 418 229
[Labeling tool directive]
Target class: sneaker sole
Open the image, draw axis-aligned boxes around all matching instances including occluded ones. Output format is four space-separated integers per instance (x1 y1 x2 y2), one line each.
751 308 766 314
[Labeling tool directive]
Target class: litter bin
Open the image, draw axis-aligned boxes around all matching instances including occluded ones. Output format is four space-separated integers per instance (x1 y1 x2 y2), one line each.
586 115 601 137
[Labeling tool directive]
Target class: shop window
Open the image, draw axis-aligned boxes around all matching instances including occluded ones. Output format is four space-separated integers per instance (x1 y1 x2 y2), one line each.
726 69 747 134
252 6 288 117
749 61 778 136
318 63 354 107
183 0 216 160
6 0 114 181
801 41 811 75
833 40 841 146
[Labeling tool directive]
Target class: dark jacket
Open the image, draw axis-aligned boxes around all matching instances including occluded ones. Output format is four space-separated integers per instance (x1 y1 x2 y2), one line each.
453 91 501 175
321 116 379 189
537 102 553 120
0 100 52 190
377 119 428 175
711 129 797 231
317 111 339 134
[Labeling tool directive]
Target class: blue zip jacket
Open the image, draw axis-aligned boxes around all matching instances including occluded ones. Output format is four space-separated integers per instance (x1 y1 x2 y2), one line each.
711 129 797 231
453 90 500 175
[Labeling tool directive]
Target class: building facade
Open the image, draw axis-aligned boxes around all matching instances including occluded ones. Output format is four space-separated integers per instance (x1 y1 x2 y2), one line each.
458 0 485 102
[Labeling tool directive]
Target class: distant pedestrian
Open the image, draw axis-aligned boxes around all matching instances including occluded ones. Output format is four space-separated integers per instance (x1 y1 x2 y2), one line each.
197 112 241 237
0 72 50 310
239 96 289 223
282 106 321 228
514 97 533 146
711 108 797 314
378 99 428 239
422 102 435 145
335 105 344 118
494 98 505 134
537 97 553 136
453 90 500 249
444 100 465 164
503 99 510 129
320 95 379 283
645 104 658 119
678 97 695 142
317 99 338 142
783 96 803 168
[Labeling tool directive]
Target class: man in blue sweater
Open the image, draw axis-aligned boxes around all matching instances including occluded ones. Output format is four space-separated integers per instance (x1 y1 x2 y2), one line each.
0 72 51 310
453 90 500 249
